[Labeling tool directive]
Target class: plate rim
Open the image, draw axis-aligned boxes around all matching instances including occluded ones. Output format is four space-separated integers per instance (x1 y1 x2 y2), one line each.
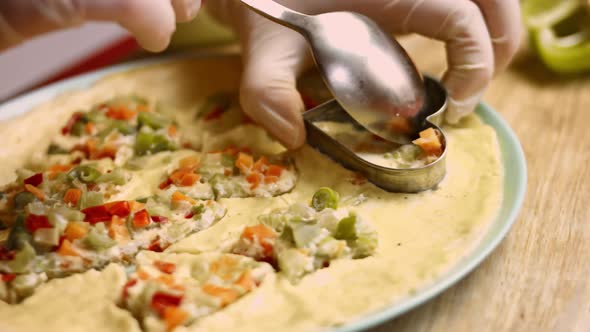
0 53 527 331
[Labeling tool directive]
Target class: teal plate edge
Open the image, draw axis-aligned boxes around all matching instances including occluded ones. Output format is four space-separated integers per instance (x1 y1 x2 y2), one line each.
0 54 527 332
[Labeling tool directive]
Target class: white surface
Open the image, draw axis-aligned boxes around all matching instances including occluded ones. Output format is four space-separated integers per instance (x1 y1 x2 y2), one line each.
0 23 128 101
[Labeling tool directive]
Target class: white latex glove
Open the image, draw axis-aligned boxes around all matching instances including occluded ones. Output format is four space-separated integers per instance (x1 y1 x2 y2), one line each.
0 0 202 52
209 0 522 149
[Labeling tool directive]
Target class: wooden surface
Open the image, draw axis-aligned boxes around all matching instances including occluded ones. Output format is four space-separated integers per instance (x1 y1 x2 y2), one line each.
368 36 590 332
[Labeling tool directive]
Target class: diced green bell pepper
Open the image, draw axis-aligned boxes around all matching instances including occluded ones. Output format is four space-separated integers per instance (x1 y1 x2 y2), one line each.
311 187 339 211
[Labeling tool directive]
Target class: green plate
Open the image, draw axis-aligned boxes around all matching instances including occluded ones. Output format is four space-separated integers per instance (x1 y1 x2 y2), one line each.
0 55 527 331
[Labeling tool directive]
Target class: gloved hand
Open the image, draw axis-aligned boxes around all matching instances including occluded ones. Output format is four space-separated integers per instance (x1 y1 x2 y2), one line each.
209 0 522 149
0 0 202 52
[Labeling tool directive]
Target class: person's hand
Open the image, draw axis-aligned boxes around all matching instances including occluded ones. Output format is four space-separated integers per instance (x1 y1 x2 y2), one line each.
209 0 522 149
0 0 202 52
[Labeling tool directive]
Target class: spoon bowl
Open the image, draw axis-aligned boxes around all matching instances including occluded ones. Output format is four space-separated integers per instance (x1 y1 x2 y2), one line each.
240 0 428 143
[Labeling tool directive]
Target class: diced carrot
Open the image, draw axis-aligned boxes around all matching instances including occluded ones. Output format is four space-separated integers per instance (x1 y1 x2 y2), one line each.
132 209 151 229
253 157 269 173
57 239 79 257
106 106 137 120
388 116 412 134
64 188 82 207
108 216 130 242
266 165 283 177
235 152 254 174
92 144 118 160
154 261 176 274
136 104 150 113
64 222 89 241
167 125 177 137
171 191 196 205
85 122 96 135
235 270 256 291
246 172 263 190
179 156 200 170
48 164 73 180
169 169 188 184
241 224 277 258
179 173 200 187
137 268 151 280
156 274 175 286
163 307 188 332
24 184 45 201
264 175 279 184
201 284 239 307
413 128 443 157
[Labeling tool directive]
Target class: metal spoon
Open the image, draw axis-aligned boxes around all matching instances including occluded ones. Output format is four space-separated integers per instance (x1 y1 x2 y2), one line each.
239 0 427 144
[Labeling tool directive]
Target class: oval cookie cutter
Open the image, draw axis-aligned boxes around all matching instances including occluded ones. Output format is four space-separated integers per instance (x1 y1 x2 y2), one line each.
303 76 448 193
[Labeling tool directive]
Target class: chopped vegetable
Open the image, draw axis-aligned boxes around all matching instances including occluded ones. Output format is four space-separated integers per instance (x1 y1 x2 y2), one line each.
235 152 254 174
83 223 116 250
412 128 443 157
24 214 52 233
132 209 151 229
201 284 239 307
68 165 101 183
135 132 176 156
24 184 45 202
137 111 169 130
23 173 43 187
14 192 36 210
151 292 183 316
108 216 131 242
311 187 340 211
154 261 176 274
334 215 358 240
57 239 79 256
163 306 188 332
64 222 89 241
63 188 82 207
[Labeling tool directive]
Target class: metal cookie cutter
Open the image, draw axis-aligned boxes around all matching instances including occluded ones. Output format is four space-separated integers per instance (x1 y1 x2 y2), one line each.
303 76 448 193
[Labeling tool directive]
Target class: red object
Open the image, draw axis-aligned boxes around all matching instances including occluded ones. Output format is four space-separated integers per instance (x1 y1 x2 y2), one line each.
154 261 176 274
122 278 138 301
151 292 183 316
301 94 319 110
132 209 151 228
0 247 16 261
159 178 172 190
105 201 131 218
151 216 168 223
25 214 52 233
203 106 226 121
24 173 43 187
1 273 16 282
266 165 283 177
148 238 167 252
61 112 84 136
82 205 111 224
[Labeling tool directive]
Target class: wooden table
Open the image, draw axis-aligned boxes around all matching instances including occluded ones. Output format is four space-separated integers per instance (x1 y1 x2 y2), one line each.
368 36 590 332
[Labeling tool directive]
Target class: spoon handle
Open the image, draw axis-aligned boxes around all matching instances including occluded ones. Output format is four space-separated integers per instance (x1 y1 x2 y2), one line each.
239 0 310 33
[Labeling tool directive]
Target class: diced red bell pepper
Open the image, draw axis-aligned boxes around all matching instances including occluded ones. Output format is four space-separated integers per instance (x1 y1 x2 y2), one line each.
24 173 43 187
25 214 52 233
121 278 138 301
151 292 183 317
132 209 151 229
61 112 83 135
82 205 111 224
159 178 173 190
1 273 16 282
154 260 176 274
148 238 168 252
105 201 131 218
151 216 168 223
0 247 16 261
203 106 226 122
